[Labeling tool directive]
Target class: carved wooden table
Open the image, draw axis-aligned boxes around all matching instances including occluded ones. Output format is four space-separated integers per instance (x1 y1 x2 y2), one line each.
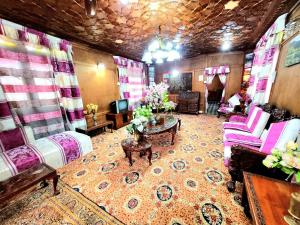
121 138 152 166
0 163 60 208
76 120 113 136
242 172 300 225
143 115 179 145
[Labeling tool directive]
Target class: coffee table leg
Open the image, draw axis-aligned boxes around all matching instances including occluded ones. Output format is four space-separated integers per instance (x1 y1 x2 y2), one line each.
178 119 181 131
53 174 60 196
128 152 133 166
171 127 177 145
148 148 152 166
124 149 128 158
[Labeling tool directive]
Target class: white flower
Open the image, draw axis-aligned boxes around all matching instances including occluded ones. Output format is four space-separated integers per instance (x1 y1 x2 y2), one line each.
286 141 298 151
263 155 279 168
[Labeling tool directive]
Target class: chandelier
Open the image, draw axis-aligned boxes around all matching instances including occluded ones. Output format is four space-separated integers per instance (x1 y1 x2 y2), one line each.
142 26 181 64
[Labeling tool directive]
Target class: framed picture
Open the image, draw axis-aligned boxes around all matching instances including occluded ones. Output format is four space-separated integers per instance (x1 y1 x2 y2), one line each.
285 34 300 67
168 72 193 94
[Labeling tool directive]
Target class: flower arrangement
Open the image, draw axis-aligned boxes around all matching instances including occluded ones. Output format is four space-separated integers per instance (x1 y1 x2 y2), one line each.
126 116 149 135
145 82 177 113
86 103 98 114
145 82 169 112
263 141 300 183
126 106 152 142
86 103 98 125
133 105 153 119
164 101 177 113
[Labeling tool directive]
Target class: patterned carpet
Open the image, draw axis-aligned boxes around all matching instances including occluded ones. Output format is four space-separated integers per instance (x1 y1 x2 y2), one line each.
0 181 124 225
207 102 219 115
58 114 251 225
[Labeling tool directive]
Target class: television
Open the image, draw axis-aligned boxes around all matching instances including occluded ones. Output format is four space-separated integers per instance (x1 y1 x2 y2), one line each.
110 99 129 114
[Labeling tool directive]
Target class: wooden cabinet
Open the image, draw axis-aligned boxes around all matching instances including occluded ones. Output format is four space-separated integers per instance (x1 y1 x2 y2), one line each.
178 91 200 114
106 111 133 129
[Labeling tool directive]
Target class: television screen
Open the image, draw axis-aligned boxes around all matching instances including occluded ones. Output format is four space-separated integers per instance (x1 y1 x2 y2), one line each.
118 99 128 113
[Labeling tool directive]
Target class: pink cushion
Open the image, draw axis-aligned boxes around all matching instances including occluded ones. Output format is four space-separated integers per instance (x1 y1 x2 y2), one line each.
223 123 250 132
229 115 247 123
0 127 27 152
218 106 233 114
260 119 300 154
1 145 41 174
225 133 262 146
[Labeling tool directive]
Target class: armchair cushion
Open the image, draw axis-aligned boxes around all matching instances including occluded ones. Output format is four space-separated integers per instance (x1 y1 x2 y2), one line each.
260 119 300 154
224 108 270 137
225 133 262 146
228 94 241 107
229 115 247 123
0 127 28 152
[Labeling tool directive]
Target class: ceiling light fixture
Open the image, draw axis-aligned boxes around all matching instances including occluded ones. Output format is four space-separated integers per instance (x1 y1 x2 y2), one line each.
115 39 124 44
142 26 181 64
224 0 239 10
85 0 97 17
172 70 180 77
221 41 231 51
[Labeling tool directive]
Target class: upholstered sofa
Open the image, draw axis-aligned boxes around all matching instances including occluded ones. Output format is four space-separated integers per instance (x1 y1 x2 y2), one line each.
0 126 93 182
223 104 300 192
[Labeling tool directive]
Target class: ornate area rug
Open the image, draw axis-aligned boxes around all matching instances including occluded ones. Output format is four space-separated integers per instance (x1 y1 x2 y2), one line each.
58 114 251 225
0 181 124 225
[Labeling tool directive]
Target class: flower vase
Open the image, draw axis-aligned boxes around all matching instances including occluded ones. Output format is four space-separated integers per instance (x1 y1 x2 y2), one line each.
133 133 141 145
92 113 97 126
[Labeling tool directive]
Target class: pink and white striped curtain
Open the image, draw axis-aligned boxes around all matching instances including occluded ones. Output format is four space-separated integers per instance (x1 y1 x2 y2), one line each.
0 19 86 137
113 56 146 110
204 65 230 112
247 14 287 104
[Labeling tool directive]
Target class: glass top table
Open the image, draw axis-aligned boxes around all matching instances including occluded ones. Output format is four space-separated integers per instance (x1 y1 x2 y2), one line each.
142 115 181 145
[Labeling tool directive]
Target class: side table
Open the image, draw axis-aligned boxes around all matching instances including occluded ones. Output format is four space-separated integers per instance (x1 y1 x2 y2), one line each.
121 138 152 166
0 163 60 208
242 172 300 225
76 121 113 136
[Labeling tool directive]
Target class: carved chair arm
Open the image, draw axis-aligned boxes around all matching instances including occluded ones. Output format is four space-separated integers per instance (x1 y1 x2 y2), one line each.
228 145 268 182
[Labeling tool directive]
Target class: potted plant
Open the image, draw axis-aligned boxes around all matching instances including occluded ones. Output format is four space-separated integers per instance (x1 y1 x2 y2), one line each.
263 141 300 183
126 106 153 144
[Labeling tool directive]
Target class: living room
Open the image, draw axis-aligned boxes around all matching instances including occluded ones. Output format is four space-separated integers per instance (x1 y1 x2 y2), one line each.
0 0 300 225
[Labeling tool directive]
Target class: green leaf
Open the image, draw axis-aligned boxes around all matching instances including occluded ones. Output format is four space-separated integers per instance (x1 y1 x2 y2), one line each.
295 171 300 184
281 167 294 175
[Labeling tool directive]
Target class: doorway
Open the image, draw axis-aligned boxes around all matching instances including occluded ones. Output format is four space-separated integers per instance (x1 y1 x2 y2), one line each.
206 75 224 115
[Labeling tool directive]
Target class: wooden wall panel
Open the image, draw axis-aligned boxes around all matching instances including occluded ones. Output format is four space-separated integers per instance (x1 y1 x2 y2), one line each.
155 51 244 111
270 36 300 115
269 5 300 115
73 43 120 112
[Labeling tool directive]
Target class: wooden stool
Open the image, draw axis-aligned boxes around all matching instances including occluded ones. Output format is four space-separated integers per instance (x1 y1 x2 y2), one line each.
121 138 152 166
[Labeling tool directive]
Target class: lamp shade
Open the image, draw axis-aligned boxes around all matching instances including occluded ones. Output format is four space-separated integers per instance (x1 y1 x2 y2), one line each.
85 0 97 16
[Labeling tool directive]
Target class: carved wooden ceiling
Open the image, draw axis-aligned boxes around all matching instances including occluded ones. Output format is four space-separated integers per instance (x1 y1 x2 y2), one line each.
0 0 296 60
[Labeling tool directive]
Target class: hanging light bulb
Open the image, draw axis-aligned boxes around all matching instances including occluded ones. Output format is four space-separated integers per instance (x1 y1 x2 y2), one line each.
85 0 97 17
142 51 152 64
148 40 160 52
156 58 163 64
166 42 173 50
